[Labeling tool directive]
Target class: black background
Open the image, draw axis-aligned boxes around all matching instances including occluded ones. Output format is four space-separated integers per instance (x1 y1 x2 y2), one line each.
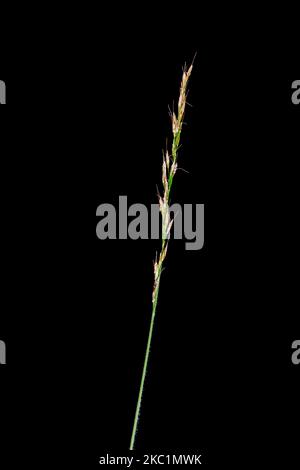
0 23 299 468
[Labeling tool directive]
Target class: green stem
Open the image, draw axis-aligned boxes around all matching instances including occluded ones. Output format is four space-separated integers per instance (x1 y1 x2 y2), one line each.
129 280 161 451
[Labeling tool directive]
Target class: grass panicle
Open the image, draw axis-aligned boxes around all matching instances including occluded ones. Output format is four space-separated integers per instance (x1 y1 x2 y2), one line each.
129 63 193 451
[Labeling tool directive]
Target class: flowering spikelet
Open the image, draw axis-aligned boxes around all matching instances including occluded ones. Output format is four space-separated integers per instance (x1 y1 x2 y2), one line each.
165 150 170 171
172 112 179 135
159 195 170 241
174 63 193 135
152 243 169 303
170 161 178 179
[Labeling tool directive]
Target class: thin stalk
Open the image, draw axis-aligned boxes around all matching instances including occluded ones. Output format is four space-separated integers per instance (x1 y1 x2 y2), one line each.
129 275 161 451
129 63 193 450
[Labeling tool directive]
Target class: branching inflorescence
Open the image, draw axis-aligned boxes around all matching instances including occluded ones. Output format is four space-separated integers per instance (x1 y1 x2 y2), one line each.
130 63 193 451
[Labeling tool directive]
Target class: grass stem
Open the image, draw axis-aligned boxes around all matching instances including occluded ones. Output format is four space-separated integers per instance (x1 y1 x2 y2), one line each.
129 63 193 450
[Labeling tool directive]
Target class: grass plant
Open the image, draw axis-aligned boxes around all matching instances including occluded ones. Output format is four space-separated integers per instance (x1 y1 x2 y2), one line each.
129 63 193 450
